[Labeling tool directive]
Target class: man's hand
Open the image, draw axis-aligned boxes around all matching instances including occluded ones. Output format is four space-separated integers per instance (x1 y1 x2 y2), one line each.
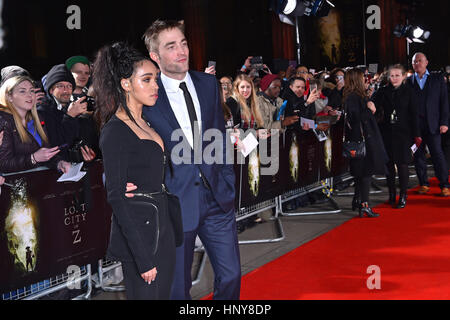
306 88 320 105
440 126 449 134
67 96 88 118
141 267 157 285
125 182 137 198
57 160 71 173
81 145 96 162
282 115 299 127
204 65 216 75
241 56 253 72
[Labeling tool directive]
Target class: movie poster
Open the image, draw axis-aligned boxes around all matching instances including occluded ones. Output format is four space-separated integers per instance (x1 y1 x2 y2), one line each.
0 161 111 293
316 0 365 68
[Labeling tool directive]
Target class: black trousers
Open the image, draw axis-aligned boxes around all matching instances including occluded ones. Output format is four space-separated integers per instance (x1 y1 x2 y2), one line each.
442 130 450 169
386 162 409 194
414 128 449 189
354 175 371 204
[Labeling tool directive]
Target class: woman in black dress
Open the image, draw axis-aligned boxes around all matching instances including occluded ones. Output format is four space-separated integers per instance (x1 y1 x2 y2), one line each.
92 42 176 299
343 68 388 218
372 64 421 208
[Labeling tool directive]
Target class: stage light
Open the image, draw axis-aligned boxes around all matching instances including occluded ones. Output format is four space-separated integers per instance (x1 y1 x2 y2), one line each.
271 0 334 18
393 24 430 43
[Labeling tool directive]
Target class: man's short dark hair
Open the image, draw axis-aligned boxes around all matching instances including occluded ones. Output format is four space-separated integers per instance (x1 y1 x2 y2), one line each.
142 20 185 54
289 76 306 86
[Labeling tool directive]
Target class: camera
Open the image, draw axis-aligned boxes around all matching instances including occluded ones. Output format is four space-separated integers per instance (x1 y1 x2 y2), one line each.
250 56 264 71
68 140 86 163
85 96 96 112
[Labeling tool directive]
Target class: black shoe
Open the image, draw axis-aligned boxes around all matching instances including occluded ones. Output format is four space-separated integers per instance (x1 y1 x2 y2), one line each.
359 203 379 218
397 193 407 209
352 197 361 211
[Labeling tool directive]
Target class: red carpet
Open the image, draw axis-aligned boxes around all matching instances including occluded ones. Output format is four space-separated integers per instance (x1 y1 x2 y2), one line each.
204 178 450 300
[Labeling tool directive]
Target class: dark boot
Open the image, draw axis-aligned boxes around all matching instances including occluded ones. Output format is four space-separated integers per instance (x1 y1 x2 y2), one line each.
397 193 407 209
359 202 379 218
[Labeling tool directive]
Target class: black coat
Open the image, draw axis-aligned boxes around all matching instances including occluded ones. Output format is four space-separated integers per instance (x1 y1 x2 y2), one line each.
344 93 388 177
372 83 420 164
282 87 316 119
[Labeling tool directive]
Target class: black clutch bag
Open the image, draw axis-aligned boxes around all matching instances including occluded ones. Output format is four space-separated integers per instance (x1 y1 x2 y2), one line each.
342 115 366 159
343 140 366 159
131 186 184 248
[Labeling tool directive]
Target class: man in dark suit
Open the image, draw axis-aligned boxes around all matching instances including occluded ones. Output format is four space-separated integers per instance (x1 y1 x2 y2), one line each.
141 20 241 300
408 52 449 196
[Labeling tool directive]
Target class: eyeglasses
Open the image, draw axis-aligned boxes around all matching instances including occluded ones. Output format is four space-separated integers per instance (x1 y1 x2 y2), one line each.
54 84 73 90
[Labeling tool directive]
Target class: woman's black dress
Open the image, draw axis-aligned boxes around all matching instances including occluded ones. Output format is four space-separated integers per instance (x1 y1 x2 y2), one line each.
100 114 175 300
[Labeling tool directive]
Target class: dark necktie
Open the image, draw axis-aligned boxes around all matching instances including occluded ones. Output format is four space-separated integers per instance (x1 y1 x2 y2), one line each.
179 81 200 139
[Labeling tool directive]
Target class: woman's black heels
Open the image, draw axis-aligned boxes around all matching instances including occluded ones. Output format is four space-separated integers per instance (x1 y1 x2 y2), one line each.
359 202 379 218
397 193 407 209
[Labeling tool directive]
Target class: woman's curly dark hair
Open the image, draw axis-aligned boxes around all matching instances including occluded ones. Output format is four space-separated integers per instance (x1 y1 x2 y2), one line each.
91 42 151 128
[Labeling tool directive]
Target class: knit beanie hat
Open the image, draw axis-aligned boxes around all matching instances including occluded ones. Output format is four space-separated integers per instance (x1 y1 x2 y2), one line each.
44 64 76 93
1 65 30 87
260 74 279 92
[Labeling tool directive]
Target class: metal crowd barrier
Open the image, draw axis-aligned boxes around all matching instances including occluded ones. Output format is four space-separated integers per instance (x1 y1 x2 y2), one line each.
2 265 92 300
96 259 125 292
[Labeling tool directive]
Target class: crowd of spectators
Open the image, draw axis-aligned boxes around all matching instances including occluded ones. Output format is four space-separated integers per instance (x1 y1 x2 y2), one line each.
0 52 449 201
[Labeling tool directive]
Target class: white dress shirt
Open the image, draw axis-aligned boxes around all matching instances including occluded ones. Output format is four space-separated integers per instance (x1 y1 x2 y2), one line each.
161 72 202 148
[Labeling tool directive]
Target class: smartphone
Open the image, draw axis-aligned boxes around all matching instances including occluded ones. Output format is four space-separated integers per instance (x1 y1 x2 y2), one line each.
233 123 241 129
58 143 69 149
310 84 317 92
208 61 216 68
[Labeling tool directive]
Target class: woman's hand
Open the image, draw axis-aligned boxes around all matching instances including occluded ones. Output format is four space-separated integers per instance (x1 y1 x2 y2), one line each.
125 182 138 198
141 267 157 285
257 129 271 140
0 176 5 186
33 147 60 163
81 145 96 162
0 130 3 146
57 160 71 173
367 101 376 114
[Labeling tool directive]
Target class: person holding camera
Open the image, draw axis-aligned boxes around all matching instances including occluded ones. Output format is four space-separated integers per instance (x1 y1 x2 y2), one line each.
344 68 387 218
0 75 71 173
37 64 96 162
372 64 421 208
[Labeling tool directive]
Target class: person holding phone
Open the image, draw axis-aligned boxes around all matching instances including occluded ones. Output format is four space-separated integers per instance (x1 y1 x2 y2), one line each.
372 64 421 208
93 41 178 300
0 76 71 173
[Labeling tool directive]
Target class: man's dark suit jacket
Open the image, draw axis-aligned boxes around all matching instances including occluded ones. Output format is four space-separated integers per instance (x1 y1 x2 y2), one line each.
407 72 449 135
143 71 236 232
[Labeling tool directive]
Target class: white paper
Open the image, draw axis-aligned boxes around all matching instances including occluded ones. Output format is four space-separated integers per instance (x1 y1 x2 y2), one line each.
57 162 86 182
240 132 259 158
411 144 418 154
313 129 328 142
300 117 315 130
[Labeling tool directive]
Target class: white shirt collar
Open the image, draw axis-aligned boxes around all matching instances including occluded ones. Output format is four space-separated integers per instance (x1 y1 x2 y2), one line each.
160 72 193 93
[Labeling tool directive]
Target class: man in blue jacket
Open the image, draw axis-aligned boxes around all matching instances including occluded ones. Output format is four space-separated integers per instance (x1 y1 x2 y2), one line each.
408 52 449 196
140 20 241 300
